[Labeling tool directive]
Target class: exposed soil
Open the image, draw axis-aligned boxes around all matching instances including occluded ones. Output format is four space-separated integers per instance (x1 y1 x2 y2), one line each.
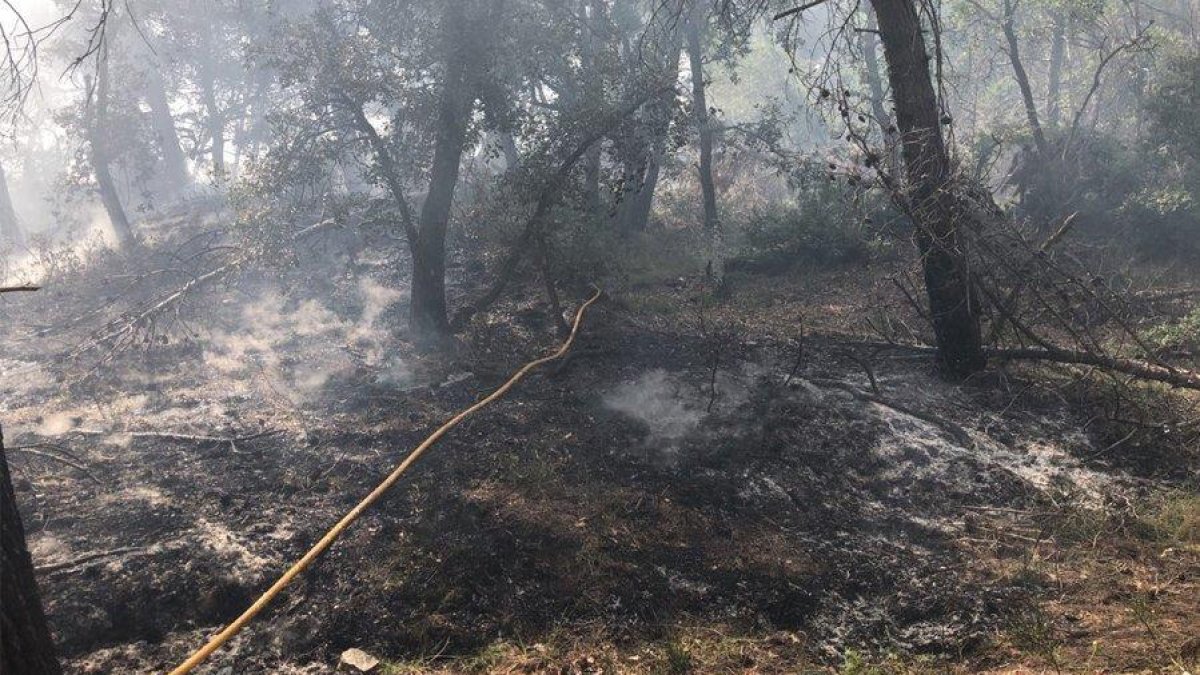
3 248 1198 674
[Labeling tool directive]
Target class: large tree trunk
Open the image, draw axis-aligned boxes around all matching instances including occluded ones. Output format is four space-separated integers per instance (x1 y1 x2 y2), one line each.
2 429 63 675
1000 0 1048 156
685 6 723 286
88 49 136 248
860 7 902 176
143 67 190 195
408 1 476 343
0 161 25 248
871 0 985 377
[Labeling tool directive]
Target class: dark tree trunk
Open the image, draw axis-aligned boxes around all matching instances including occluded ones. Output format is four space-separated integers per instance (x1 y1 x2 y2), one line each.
685 6 723 284
143 67 190 194
871 0 985 377
87 50 135 248
0 161 25 248
622 156 660 234
2 429 63 675
1000 0 1048 156
860 7 902 176
408 1 476 343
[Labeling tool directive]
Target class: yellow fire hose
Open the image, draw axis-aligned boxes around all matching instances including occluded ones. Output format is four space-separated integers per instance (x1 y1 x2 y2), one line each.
169 288 603 674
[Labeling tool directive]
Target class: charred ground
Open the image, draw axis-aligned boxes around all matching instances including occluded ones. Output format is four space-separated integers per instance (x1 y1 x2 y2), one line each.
2 223 1197 674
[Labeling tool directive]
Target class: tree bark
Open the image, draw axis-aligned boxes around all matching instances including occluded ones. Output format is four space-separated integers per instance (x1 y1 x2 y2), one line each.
1046 10 1067 128
1000 0 1048 156
685 6 723 286
860 7 902 176
87 49 136 248
0 161 25 248
871 0 985 377
580 0 604 215
142 67 190 194
2 428 63 675
620 37 682 236
408 0 477 343
198 23 226 184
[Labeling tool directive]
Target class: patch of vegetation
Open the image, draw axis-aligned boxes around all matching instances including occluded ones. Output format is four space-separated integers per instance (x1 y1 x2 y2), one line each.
657 638 693 674
1141 491 1200 547
1141 307 1200 352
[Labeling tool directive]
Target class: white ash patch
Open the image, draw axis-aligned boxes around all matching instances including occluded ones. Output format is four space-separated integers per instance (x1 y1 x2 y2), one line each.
102 485 172 509
28 533 73 567
193 517 274 577
847 377 1119 509
37 411 79 436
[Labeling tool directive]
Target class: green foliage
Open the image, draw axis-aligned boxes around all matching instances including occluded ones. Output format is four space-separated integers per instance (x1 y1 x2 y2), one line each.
1140 307 1200 351
1145 49 1200 168
732 167 891 272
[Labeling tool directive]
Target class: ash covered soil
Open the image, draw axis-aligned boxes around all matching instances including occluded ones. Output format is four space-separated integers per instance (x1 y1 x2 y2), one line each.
3 259 1198 673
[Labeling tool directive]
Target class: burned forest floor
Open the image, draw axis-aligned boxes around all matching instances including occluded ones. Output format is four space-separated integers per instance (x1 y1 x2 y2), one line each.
2 218 1199 674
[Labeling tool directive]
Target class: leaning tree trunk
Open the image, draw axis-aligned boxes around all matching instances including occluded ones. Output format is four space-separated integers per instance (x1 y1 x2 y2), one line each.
87 47 136 249
685 6 723 287
1000 0 1048 157
2 428 63 675
871 0 985 377
408 1 476 343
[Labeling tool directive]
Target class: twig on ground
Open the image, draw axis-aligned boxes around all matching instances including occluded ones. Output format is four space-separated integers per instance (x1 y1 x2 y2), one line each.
36 546 148 575
6 445 101 483
806 377 976 447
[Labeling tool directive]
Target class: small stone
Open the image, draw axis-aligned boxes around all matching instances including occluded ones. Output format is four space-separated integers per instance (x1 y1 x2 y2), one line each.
339 648 380 673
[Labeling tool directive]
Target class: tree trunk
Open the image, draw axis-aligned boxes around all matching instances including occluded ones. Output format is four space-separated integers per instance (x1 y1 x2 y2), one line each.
685 6 723 286
0 161 25 248
1046 10 1067 128
580 0 603 215
199 25 225 184
2 429 63 675
620 37 682 236
860 7 902 176
87 49 136 248
143 67 190 195
1000 0 1048 156
871 0 985 377
500 132 519 171
408 1 476 343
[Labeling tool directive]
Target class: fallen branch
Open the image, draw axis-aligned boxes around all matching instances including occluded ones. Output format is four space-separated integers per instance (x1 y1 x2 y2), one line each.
806 377 975 447
991 347 1200 390
77 219 340 358
0 284 39 293
36 546 147 575
6 444 100 483
72 428 279 453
